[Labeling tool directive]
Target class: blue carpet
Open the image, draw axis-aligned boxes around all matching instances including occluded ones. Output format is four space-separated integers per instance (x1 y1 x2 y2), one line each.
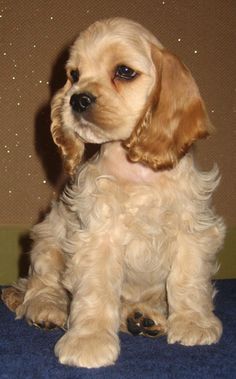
1 280 236 379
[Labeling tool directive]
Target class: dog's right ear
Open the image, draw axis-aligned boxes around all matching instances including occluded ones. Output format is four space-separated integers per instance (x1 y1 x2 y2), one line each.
50 80 85 176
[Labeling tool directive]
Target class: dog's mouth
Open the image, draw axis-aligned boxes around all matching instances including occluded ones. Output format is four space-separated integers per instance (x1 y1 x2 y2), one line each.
61 93 108 144
63 88 135 145
73 116 112 145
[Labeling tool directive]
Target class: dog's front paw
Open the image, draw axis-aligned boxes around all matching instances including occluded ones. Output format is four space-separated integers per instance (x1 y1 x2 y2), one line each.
55 330 120 368
16 296 68 330
168 313 222 346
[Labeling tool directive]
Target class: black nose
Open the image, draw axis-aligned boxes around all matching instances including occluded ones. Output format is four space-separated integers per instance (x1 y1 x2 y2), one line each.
70 92 96 113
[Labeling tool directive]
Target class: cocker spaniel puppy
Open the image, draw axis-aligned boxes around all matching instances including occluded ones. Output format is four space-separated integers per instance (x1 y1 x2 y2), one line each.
2 18 225 368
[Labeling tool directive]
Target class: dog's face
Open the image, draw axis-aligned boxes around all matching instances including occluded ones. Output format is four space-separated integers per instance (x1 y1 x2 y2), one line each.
62 19 159 144
51 18 213 175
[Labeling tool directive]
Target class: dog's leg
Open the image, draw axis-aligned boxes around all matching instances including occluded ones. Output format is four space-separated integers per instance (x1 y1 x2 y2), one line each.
167 221 225 346
15 260 69 330
2 206 69 329
55 239 123 368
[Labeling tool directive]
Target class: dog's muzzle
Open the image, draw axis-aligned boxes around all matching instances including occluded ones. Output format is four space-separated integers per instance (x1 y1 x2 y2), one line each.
70 92 96 113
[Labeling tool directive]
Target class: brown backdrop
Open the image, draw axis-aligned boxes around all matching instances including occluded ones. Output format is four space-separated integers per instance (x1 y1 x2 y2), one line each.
1 0 235 227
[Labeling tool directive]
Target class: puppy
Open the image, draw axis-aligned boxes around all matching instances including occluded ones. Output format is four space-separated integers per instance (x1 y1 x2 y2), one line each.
2 18 225 368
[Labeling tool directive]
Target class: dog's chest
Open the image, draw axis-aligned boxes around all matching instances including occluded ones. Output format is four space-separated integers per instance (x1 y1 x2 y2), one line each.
65 164 183 279
69 159 183 235
88 176 181 247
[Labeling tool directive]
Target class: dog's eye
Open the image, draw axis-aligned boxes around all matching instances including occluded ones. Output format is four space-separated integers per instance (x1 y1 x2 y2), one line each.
70 69 79 83
115 65 137 80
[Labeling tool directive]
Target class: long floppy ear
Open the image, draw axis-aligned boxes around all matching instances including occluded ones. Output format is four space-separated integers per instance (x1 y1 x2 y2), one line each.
51 80 85 176
124 46 213 170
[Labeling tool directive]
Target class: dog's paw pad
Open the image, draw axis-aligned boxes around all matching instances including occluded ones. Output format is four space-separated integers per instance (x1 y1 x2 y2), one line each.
142 318 155 327
127 310 165 338
127 315 143 336
32 321 59 330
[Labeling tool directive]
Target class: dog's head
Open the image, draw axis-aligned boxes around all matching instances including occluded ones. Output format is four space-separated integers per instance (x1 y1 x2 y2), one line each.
51 18 212 175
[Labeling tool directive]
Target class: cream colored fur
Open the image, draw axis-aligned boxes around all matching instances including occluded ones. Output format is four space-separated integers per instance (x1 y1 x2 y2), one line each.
2 18 225 368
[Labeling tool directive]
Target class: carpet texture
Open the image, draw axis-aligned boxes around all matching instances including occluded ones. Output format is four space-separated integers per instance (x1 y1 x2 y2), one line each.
1 280 236 379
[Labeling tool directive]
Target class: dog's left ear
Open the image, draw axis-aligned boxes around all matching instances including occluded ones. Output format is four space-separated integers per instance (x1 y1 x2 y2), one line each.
51 80 85 176
124 46 213 170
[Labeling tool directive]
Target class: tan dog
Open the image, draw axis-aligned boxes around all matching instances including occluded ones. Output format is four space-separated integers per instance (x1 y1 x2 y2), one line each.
2 18 225 368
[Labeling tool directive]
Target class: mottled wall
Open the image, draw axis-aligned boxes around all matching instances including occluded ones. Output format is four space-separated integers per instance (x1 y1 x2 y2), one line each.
1 0 235 227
